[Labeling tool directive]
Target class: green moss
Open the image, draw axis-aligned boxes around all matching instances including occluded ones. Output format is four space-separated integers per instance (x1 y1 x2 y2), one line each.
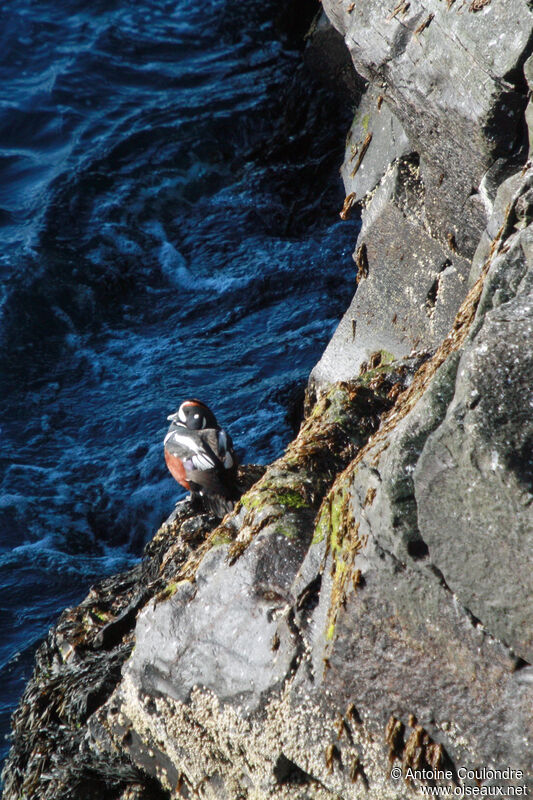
283 454 300 467
160 582 178 600
311 475 364 647
273 524 296 540
304 382 353 427
322 385 352 424
357 352 398 387
210 531 234 547
311 482 353 556
241 484 308 512
158 579 189 601
240 492 258 509
329 492 345 555
312 507 330 545
308 396 329 419
379 349 395 365
361 113 370 132
276 490 308 509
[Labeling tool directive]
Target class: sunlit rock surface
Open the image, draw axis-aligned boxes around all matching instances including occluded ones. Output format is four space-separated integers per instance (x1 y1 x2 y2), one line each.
311 0 533 390
322 0 532 255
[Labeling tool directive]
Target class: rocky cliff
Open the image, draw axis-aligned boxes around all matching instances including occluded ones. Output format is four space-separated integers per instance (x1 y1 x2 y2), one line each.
3 2 533 799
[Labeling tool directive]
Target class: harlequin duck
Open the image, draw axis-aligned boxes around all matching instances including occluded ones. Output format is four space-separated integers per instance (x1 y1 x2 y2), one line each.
164 399 240 517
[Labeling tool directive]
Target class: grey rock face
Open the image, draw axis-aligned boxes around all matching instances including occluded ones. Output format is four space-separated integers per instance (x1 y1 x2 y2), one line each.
311 0 533 394
88 375 410 799
415 232 533 662
525 53 533 158
310 0 533 396
340 86 410 202
469 169 525 287
323 0 532 254
297 522 531 777
128 533 302 710
311 158 471 386
294 171 533 793
0 474 264 800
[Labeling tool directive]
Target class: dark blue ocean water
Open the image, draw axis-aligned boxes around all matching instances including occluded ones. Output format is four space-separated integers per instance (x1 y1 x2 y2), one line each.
0 0 357 769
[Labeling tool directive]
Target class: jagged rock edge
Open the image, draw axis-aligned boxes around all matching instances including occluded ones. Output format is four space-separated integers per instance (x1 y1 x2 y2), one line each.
313 188 518 643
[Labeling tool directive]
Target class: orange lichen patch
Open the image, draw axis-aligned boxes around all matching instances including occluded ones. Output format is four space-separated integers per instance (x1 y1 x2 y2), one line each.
386 382 403 402
386 715 448 784
386 715 445 772
386 715 405 762
368 351 383 369
325 743 341 773
403 725 428 772
340 191 357 220
426 741 444 770
363 486 376 507
387 1 410 21
350 755 367 784
351 568 363 591
355 242 369 283
447 232 458 253
346 702 362 725
350 132 372 178
414 13 434 37
469 0 490 11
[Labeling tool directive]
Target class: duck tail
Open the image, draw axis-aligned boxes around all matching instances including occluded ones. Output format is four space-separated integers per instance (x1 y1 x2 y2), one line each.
201 492 238 519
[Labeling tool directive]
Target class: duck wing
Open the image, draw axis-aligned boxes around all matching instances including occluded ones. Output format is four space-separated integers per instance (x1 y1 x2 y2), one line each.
165 426 239 500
